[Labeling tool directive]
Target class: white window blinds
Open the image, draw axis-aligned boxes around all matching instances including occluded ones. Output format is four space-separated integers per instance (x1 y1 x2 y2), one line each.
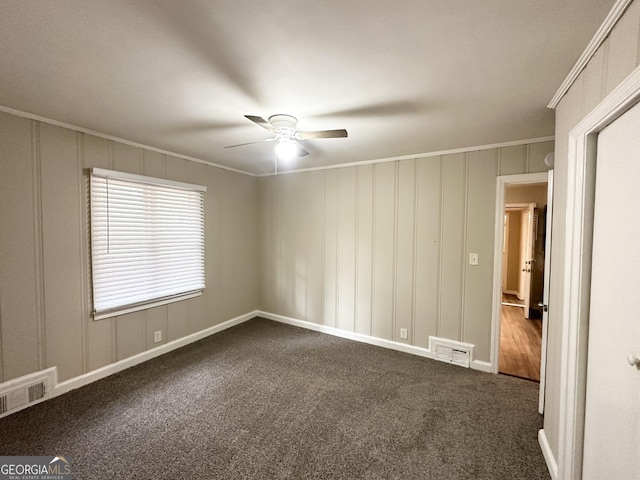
90 168 206 320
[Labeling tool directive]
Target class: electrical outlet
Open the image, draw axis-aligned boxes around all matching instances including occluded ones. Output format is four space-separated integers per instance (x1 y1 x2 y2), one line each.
153 331 162 343
400 328 408 339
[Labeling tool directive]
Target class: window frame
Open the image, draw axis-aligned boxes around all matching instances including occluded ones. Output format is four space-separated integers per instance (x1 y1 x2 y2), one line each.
89 168 206 320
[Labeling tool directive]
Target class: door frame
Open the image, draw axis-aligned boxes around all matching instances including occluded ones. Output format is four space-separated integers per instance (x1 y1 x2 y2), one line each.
490 172 548 377
556 64 640 479
539 170 553 414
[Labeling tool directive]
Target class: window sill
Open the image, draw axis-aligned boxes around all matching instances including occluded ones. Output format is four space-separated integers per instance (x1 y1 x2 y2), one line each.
93 290 203 321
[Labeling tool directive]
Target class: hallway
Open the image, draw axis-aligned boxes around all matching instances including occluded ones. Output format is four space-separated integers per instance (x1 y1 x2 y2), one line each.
499 299 542 381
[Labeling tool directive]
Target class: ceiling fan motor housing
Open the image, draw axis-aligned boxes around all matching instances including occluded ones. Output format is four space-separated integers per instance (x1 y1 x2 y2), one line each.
269 114 298 138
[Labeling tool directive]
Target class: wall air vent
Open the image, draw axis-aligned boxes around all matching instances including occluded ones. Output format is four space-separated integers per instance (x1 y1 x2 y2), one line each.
0 368 56 419
429 337 474 368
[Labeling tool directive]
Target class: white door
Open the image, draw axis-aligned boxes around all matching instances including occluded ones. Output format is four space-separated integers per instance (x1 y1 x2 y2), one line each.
522 204 535 319
582 101 640 478
538 170 553 414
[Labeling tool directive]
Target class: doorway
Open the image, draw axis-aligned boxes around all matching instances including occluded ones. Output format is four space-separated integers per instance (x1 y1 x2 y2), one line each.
491 171 553 410
499 195 546 381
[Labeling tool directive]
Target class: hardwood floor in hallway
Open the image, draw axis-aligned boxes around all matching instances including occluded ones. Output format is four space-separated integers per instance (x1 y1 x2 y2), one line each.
499 304 542 381
501 292 524 306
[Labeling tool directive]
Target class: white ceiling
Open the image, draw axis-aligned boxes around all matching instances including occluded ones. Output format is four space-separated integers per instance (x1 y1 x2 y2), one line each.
0 1 615 175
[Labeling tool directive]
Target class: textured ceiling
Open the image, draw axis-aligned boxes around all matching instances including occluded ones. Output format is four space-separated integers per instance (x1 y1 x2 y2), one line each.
0 1 615 174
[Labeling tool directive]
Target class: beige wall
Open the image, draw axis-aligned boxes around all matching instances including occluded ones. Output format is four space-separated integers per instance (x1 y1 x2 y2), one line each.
505 184 548 206
0 111 258 383
257 142 553 362
544 0 640 461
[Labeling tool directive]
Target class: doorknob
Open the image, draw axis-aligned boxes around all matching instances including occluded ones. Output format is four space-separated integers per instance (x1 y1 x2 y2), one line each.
627 354 640 367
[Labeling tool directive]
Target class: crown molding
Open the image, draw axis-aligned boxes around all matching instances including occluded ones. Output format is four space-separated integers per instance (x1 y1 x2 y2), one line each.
548 0 634 109
0 104 555 178
0 105 257 177
258 136 555 177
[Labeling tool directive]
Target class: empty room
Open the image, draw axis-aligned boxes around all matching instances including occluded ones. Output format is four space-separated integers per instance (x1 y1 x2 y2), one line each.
1 1 639 479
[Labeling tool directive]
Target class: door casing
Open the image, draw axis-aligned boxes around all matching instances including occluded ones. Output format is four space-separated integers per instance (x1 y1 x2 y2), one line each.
554 64 640 480
491 173 549 381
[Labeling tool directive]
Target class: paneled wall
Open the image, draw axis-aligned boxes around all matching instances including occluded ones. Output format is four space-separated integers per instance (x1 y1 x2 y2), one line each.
258 141 553 362
0 111 258 383
544 0 640 462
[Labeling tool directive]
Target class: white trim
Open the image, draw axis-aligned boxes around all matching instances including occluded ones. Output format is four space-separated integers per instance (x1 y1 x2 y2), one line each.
470 360 493 373
0 104 554 179
557 63 640 480
258 311 492 373
539 429 559 480
539 169 554 414
0 105 257 177
258 136 555 177
260 311 435 359
548 0 634 108
91 167 207 192
490 172 548 374
93 291 202 321
54 310 257 396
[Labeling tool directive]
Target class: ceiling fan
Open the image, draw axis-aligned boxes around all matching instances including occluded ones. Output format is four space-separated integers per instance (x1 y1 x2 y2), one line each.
225 114 348 161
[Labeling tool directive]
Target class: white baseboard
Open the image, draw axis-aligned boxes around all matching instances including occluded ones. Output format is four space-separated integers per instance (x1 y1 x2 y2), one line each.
3 310 496 419
538 429 558 480
54 310 258 397
259 311 435 359
257 311 493 374
470 360 493 373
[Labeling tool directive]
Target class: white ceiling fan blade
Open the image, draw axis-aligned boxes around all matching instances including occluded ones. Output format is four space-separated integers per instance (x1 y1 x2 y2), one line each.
298 129 348 139
245 115 278 133
224 138 276 148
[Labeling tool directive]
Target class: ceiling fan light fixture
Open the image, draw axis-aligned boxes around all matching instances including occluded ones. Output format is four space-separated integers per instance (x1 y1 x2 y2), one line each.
225 114 346 169
275 138 297 161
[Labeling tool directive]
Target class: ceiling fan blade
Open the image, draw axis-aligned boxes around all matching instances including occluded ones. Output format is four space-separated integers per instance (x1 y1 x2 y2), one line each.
294 142 309 157
224 138 276 148
245 115 278 133
298 129 348 139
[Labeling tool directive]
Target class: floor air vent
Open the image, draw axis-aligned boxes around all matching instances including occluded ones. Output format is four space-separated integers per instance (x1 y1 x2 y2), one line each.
0 368 55 419
429 337 474 368
28 382 46 402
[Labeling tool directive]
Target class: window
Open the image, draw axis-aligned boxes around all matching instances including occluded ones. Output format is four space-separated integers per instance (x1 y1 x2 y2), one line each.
90 168 206 320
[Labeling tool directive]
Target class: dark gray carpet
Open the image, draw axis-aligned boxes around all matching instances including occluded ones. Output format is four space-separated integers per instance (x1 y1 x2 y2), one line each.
0 317 549 479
